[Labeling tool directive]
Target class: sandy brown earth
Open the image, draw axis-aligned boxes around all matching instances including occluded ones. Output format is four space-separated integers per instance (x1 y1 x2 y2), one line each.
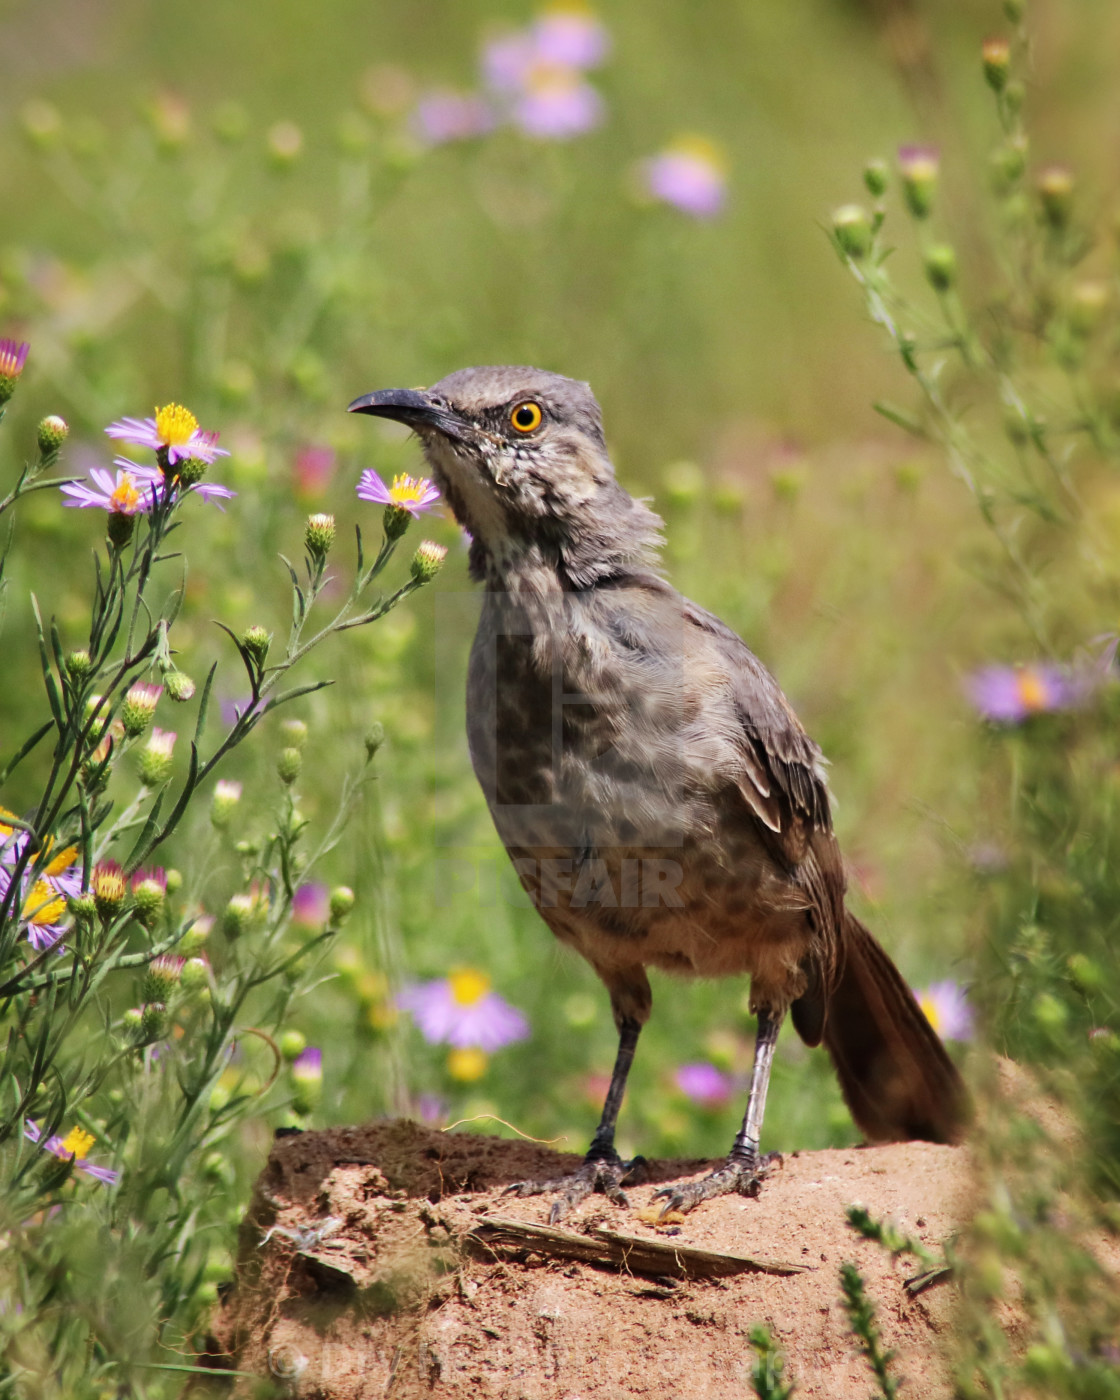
211 1120 967 1399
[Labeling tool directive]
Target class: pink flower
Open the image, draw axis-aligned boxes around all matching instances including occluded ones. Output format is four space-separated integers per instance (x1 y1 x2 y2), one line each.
674 1062 732 1106
397 969 528 1050
915 981 973 1042
292 883 329 927
413 90 495 145
644 139 727 219
967 663 1074 723
532 7 610 69
512 72 604 139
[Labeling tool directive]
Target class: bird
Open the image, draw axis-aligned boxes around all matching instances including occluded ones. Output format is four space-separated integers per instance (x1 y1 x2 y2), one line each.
349 365 968 1221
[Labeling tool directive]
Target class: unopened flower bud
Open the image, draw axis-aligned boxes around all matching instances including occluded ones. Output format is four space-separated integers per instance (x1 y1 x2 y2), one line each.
992 137 1027 190
1069 280 1108 336
981 36 1011 92
107 511 136 549
138 728 177 787
131 869 167 928
897 144 939 220
179 914 213 954
181 956 211 991
290 1046 322 1114
140 1002 168 1040
280 1029 308 1062
863 159 889 200
176 457 207 488
121 681 163 737
165 868 183 895
66 649 93 683
382 504 412 541
143 953 183 1003
832 204 873 260
241 625 271 666
279 718 308 749
364 722 385 758
92 861 128 922
267 120 303 167
410 539 448 583
122 1006 144 1035
223 892 256 940
210 779 242 829
69 892 96 923
37 414 69 456
164 670 196 702
304 512 336 559
924 244 958 292
1037 164 1074 229
328 886 355 925
277 747 302 785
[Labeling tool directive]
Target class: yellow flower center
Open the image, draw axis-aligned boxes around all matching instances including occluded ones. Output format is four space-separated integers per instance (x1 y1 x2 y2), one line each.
23 879 66 927
60 1127 95 1160
1015 669 1049 712
94 867 126 901
0 805 18 839
449 969 490 1005
920 995 941 1034
43 841 79 878
154 403 199 447
669 135 726 172
110 473 142 514
447 1047 488 1082
388 474 434 507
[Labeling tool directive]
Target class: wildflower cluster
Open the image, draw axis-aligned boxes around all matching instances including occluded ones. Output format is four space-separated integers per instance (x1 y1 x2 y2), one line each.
0 349 446 1383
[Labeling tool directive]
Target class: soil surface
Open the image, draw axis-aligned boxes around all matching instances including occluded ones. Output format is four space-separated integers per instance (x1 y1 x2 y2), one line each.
211 1121 967 1398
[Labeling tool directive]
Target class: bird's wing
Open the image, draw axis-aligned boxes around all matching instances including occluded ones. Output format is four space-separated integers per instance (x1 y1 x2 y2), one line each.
681 598 833 866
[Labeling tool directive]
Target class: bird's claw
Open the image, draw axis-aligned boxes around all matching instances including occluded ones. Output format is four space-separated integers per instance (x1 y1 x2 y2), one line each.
652 1150 783 1218
504 1152 650 1224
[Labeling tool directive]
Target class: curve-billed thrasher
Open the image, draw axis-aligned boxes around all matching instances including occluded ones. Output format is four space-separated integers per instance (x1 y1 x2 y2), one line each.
350 366 967 1220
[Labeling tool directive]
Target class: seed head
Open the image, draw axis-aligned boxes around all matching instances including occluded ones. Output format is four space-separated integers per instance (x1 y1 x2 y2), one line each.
241 625 271 666
163 669 196 702
121 681 163 737
832 204 873 260
410 539 448 583
210 779 242 829
138 728 177 787
277 747 303 785
142 953 184 1003
279 718 308 749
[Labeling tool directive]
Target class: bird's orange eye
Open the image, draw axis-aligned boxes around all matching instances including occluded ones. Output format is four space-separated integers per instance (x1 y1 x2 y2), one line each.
510 401 543 434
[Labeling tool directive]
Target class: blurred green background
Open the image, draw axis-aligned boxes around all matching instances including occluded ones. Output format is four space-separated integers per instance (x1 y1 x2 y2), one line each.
3 0 1118 1168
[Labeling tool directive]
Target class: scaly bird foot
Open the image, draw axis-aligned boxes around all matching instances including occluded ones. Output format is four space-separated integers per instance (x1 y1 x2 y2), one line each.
504 1151 649 1225
652 1150 783 1218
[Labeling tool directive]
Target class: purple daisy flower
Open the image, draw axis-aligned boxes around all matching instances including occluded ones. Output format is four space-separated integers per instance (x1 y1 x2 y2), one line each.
644 139 727 219
0 338 30 382
105 403 230 467
532 7 610 69
674 1062 732 1106
396 969 529 1051
24 1119 120 1185
61 465 159 516
967 663 1073 723
112 456 235 511
915 980 974 1042
356 469 440 517
512 72 604 139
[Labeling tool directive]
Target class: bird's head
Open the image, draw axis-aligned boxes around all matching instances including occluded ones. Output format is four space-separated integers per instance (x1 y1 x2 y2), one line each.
349 365 661 586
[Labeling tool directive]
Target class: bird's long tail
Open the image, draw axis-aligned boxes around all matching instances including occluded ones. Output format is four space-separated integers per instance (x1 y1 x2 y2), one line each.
823 912 969 1144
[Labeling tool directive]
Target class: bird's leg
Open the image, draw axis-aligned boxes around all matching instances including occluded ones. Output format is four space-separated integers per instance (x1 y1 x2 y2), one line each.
505 1016 648 1224
654 1008 785 1216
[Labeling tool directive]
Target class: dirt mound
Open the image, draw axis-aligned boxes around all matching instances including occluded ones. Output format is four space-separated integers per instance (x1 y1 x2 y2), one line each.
211 1120 967 1398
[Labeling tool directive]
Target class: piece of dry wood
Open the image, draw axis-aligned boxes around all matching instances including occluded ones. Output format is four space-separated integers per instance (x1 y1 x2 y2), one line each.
468 1215 810 1279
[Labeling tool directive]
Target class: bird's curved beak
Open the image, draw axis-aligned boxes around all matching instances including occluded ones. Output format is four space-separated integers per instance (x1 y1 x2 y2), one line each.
347 388 472 442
